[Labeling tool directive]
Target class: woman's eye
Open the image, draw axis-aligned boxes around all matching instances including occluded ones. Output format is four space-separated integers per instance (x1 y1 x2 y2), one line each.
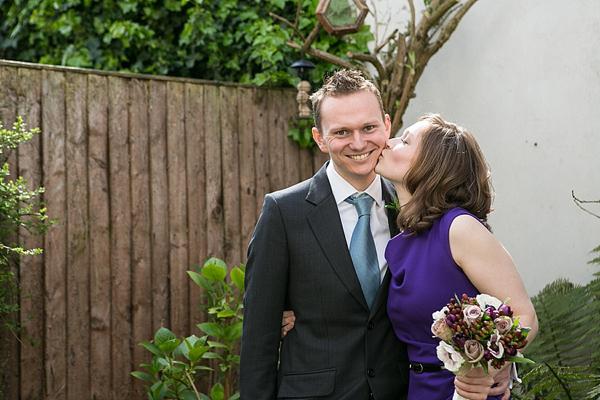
401 138 408 144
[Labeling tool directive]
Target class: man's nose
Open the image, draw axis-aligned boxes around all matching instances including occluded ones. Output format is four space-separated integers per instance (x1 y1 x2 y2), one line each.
349 131 366 148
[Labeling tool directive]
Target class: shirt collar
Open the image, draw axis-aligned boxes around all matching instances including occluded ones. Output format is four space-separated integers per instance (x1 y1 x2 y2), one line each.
326 161 383 207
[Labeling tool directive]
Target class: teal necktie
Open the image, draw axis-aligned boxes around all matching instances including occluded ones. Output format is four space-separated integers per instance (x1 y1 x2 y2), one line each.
346 194 380 309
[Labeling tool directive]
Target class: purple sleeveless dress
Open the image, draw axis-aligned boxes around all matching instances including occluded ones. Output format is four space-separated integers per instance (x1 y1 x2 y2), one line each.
386 207 503 400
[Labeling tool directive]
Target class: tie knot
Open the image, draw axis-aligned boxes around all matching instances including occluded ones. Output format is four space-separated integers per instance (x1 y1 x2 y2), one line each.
346 194 373 217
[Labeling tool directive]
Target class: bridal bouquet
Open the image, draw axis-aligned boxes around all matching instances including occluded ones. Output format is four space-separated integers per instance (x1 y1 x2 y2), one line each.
432 294 533 400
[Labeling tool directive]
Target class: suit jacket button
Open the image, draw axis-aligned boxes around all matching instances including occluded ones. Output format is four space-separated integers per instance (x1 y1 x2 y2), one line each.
367 321 374 330
367 368 375 378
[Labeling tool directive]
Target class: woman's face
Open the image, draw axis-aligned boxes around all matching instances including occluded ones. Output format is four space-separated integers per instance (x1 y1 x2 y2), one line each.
375 120 429 186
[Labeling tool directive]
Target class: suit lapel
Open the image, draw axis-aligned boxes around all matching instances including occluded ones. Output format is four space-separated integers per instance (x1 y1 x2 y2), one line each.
306 164 368 310
370 177 399 315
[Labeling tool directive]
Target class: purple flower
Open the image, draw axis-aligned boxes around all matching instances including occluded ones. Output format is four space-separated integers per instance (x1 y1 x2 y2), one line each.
494 316 513 334
464 339 485 363
452 333 468 349
485 307 498 320
498 304 512 316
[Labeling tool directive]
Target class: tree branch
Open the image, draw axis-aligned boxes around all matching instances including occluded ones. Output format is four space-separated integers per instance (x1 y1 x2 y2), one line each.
391 68 415 135
346 52 388 83
572 190 600 219
286 41 373 80
374 28 399 55
408 0 416 40
269 12 305 42
302 22 322 53
427 0 478 57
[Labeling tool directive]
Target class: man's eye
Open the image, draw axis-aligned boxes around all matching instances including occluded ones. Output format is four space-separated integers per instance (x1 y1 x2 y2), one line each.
364 125 375 131
335 130 348 136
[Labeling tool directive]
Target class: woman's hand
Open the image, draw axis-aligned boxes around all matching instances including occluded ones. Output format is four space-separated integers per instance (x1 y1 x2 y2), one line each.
454 367 494 400
281 310 296 339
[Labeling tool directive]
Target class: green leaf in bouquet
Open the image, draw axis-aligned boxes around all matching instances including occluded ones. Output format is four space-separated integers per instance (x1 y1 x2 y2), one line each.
507 356 535 364
197 322 225 338
154 327 176 346
228 392 241 400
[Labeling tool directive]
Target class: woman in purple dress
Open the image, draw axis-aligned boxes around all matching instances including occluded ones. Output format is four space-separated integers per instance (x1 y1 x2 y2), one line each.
374 114 538 400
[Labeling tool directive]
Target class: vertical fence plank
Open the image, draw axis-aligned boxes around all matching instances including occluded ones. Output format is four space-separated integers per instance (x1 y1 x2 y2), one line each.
108 76 132 399
42 69 68 400
129 78 152 398
238 88 257 261
87 74 111 400
65 71 90 400
0 64 20 400
253 90 269 218
149 81 169 333
268 90 285 192
283 91 300 188
167 82 189 336
17 67 44 400
221 87 241 267
204 85 223 259
184 83 206 328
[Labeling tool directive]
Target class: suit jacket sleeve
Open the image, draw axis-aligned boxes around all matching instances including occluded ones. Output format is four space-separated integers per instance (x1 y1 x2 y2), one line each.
240 194 289 399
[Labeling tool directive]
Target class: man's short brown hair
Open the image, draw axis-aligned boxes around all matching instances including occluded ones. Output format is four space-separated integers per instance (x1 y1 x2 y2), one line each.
309 69 385 133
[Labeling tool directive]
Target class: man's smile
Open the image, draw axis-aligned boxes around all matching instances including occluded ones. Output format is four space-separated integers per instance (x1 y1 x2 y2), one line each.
347 150 374 160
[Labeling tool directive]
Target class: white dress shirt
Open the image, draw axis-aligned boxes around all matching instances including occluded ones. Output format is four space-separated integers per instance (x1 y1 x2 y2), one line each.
326 162 391 283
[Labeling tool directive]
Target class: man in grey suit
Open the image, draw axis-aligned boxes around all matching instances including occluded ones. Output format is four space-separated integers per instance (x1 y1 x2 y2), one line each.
240 69 407 399
240 70 509 399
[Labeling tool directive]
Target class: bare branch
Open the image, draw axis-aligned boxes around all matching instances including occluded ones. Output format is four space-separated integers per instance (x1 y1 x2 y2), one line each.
391 68 415 135
347 52 388 83
426 0 478 57
375 29 399 55
416 0 460 40
286 41 373 80
302 22 322 53
572 190 600 219
270 12 306 42
408 0 416 40
385 33 406 112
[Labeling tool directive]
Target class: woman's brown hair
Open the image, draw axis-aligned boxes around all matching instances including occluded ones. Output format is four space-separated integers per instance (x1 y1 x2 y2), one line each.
398 114 494 234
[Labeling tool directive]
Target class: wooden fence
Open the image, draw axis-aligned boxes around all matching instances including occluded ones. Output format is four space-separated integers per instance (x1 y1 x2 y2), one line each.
0 60 328 400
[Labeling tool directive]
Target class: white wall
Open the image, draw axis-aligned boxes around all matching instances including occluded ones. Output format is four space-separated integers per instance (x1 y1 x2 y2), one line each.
367 0 600 296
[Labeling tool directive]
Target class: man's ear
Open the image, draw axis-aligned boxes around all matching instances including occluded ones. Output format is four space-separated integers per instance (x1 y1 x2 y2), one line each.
312 127 329 154
384 114 392 140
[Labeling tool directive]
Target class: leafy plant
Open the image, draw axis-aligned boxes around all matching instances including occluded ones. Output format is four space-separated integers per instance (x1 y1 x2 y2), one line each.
132 327 213 400
512 245 600 399
188 258 245 400
0 116 52 343
0 0 369 88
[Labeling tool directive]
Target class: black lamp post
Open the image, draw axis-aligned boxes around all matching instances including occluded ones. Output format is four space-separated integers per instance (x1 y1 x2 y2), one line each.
291 59 316 119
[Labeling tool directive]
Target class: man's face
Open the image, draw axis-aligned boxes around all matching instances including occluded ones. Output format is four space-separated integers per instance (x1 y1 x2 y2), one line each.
312 90 391 191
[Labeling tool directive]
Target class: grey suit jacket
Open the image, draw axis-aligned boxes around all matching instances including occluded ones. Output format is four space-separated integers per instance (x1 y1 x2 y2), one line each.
240 163 409 400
